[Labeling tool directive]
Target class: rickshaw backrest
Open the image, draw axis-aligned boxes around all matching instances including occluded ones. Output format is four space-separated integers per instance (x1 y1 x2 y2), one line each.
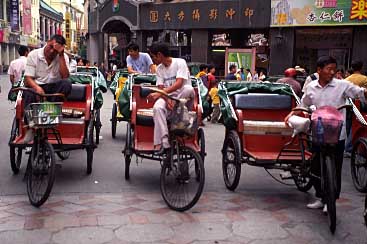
67 84 86 101
140 87 154 98
234 93 292 110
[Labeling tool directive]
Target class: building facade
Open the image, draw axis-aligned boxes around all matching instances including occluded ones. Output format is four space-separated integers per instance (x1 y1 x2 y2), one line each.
40 0 63 46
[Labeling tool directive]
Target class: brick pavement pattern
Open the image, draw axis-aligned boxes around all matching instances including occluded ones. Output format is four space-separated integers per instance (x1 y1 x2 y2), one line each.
0 191 366 244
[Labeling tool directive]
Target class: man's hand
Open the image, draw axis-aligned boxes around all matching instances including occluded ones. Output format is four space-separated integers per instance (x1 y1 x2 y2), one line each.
53 42 65 56
147 92 161 102
34 85 45 95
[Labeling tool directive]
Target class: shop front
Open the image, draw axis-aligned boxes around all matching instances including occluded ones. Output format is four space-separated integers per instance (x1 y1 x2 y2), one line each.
139 0 271 77
270 0 367 75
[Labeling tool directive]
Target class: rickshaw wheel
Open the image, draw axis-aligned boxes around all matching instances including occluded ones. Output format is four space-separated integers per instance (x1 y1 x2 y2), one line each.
124 122 132 180
27 141 56 207
351 138 367 193
197 128 206 162
324 154 337 234
364 195 367 226
9 118 22 174
160 146 205 212
222 130 242 191
111 103 117 138
86 119 94 174
56 151 70 160
95 110 101 145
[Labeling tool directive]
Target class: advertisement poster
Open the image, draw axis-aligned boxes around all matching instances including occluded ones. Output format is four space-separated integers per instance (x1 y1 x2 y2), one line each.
225 48 256 76
10 0 19 32
271 0 367 26
22 0 32 35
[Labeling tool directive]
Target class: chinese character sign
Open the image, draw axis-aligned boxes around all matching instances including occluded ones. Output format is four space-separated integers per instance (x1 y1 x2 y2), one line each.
22 0 32 35
271 0 367 26
65 12 71 49
10 0 19 32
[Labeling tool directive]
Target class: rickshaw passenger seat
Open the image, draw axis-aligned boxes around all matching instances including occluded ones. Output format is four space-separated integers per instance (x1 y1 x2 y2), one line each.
67 84 86 102
140 87 154 98
234 93 292 110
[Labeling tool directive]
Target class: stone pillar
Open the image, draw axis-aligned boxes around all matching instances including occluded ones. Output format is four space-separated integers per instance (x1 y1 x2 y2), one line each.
4 44 9 65
50 20 54 36
46 19 50 40
191 30 209 63
269 28 295 75
42 17 46 41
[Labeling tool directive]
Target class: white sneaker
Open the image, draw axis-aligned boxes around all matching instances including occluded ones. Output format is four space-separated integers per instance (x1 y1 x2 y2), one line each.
323 204 328 215
307 199 323 209
23 130 34 144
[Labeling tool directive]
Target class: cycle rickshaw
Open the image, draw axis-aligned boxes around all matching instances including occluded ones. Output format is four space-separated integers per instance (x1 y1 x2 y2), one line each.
8 72 102 207
219 81 346 233
122 74 206 211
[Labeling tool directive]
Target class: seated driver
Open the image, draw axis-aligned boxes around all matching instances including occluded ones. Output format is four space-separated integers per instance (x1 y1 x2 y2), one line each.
147 42 194 153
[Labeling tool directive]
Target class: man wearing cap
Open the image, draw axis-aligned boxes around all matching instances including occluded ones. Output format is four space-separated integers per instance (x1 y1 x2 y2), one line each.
276 68 302 97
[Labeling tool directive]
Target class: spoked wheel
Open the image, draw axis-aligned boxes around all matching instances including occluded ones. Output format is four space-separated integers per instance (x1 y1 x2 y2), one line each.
292 165 313 192
56 151 70 160
351 138 367 193
124 122 132 180
160 146 205 212
9 118 22 174
222 130 242 191
111 103 117 139
323 154 337 234
95 110 101 145
197 128 206 162
86 119 94 174
27 140 56 207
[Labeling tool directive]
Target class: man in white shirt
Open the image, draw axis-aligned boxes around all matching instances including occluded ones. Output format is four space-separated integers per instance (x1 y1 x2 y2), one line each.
302 72 319 93
126 43 156 74
147 42 194 152
8 46 29 84
23 35 72 142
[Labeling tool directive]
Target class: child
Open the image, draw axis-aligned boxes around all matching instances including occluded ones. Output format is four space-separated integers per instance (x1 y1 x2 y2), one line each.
209 80 220 123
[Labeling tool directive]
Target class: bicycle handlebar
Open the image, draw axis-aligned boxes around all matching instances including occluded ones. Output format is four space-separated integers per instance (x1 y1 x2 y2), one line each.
12 87 65 99
292 104 352 114
148 87 184 103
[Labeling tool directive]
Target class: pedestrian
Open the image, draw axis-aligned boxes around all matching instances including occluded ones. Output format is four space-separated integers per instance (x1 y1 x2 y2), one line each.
147 42 194 153
235 69 242 81
65 51 77 73
77 57 84 66
276 68 302 97
22 34 72 143
285 56 367 213
346 60 367 88
126 42 156 74
8 45 29 85
195 64 209 88
209 80 220 123
253 69 259 81
245 68 252 81
207 64 216 90
335 69 344 80
345 68 353 78
259 70 266 81
225 64 237 80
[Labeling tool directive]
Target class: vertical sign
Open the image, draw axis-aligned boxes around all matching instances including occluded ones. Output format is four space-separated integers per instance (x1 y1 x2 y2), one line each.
65 12 71 49
76 16 80 52
22 0 32 35
10 0 19 31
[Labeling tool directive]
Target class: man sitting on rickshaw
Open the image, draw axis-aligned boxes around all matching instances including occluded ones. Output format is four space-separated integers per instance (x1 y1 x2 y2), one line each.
147 42 194 153
22 34 72 142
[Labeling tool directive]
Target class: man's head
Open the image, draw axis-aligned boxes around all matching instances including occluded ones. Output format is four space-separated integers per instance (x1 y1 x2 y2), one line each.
229 64 237 74
246 68 251 73
149 42 170 65
208 64 215 74
44 34 66 60
127 42 140 59
351 60 363 73
199 64 208 73
284 68 297 78
18 46 29 57
316 56 337 83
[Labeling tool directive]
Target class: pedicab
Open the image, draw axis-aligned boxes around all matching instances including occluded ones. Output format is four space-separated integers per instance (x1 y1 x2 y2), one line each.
219 81 348 233
348 98 367 193
8 72 102 207
123 73 205 211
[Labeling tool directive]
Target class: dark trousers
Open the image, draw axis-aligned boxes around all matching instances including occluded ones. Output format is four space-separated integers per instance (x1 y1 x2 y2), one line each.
22 80 72 109
210 104 220 123
311 140 345 201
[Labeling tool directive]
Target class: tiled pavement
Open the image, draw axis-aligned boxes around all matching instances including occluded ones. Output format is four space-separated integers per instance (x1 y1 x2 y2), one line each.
0 191 366 244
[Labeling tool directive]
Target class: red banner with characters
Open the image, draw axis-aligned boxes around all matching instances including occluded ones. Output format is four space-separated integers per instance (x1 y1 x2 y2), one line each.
22 0 32 35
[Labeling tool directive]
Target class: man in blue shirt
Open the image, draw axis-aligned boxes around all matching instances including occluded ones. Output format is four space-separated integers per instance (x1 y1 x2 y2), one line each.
126 43 156 74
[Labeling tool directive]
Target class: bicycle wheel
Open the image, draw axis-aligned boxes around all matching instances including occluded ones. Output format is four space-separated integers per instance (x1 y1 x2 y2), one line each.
222 130 242 191
95 110 101 145
351 138 367 193
56 151 70 160
364 194 367 226
9 118 22 174
197 128 206 162
86 119 94 174
160 145 205 212
111 103 117 138
124 122 132 180
323 153 337 234
27 140 56 207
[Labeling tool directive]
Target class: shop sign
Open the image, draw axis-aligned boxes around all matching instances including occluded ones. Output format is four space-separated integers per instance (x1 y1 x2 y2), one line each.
141 1 269 30
0 28 10 43
8 33 20 44
225 48 256 77
271 0 367 26
20 35 28 46
10 0 20 32
0 30 3 43
22 0 32 35
65 12 71 49
27 37 39 47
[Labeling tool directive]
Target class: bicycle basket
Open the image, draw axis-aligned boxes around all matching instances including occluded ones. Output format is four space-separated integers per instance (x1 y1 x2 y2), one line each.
311 118 343 144
26 102 62 127
170 102 198 136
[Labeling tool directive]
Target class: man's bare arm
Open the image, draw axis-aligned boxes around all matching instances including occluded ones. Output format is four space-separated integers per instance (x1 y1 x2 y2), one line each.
9 75 15 84
58 54 70 78
163 78 184 94
25 76 44 94
150 64 156 74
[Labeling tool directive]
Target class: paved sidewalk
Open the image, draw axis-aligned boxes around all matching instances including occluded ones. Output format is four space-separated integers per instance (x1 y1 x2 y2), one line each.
0 191 366 244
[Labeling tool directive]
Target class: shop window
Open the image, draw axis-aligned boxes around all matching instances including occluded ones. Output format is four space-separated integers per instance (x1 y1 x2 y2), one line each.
212 33 231 46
